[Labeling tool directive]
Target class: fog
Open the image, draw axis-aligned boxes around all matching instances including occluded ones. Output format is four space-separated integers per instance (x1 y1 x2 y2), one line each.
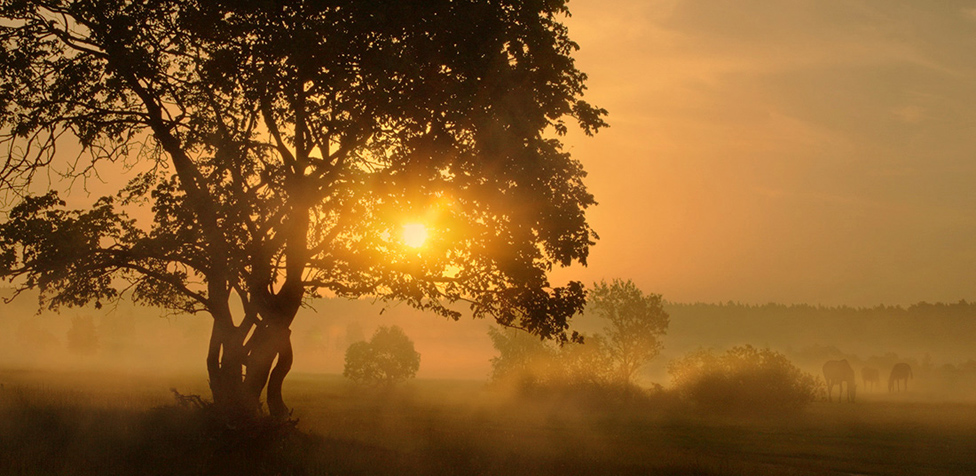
0 288 495 379
6 289 976 475
4 287 976 403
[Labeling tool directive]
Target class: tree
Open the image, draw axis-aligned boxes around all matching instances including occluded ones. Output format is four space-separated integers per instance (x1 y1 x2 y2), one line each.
487 325 556 387
0 0 605 420
343 325 420 385
589 279 669 385
66 314 99 355
487 326 613 391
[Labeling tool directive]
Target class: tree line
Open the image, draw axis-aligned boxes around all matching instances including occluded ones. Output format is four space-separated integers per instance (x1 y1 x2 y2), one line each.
665 300 976 362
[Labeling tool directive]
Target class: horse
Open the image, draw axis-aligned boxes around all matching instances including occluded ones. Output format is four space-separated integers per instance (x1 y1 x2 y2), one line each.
823 359 857 402
861 367 880 391
888 363 913 392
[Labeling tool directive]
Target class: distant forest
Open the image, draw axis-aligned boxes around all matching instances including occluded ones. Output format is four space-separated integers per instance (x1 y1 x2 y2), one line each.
662 300 976 367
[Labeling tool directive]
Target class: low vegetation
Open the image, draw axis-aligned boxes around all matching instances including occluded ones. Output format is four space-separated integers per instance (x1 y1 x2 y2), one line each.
668 345 823 413
486 278 669 403
3 369 976 476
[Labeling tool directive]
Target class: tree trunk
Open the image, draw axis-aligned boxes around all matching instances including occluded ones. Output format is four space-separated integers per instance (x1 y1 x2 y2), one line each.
207 319 253 422
266 332 293 419
241 322 294 420
203 297 297 422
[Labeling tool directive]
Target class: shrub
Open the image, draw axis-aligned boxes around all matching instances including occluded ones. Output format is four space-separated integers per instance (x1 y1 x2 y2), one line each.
668 345 822 413
486 327 648 405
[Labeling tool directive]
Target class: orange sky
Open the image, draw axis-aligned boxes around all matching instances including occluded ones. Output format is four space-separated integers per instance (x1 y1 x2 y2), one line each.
18 1 976 309
552 0 976 306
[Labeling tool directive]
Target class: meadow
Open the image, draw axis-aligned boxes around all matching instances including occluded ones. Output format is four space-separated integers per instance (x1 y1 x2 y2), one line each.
2 368 975 476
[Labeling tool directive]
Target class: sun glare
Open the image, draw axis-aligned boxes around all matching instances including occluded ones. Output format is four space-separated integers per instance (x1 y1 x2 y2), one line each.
402 223 428 248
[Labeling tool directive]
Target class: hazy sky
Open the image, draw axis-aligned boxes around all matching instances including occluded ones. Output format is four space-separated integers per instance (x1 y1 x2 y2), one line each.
554 0 976 306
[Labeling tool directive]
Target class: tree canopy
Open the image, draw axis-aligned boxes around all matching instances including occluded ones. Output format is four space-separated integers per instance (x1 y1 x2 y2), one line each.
343 325 420 385
0 0 606 418
590 279 669 385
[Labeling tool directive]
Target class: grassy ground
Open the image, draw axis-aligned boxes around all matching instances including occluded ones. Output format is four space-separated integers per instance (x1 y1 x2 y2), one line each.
2 369 975 475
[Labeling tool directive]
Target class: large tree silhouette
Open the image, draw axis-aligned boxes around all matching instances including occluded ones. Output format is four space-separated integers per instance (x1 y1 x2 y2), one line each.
0 0 605 420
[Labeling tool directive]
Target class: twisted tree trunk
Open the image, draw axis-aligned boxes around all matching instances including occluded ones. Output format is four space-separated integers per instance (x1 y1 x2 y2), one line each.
242 323 294 419
266 332 294 419
207 318 252 421
204 300 298 421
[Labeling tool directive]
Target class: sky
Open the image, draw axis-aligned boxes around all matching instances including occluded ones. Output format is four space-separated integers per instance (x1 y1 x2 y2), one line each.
5 1 976 381
553 0 976 306
19 1 975 310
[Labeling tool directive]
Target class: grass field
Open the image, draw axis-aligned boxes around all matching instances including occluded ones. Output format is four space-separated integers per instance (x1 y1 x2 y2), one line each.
2 368 975 476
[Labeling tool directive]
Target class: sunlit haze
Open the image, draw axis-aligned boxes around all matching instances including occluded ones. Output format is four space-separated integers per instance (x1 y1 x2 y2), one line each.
402 223 428 248
556 0 976 306
3 3 976 474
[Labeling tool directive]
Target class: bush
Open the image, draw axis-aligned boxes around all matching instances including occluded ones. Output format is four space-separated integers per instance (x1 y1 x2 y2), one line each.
486 327 651 405
343 326 420 385
488 327 615 387
668 345 822 413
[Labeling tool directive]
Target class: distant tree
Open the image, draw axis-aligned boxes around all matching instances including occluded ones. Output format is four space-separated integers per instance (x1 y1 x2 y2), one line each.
343 326 420 385
487 326 557 387
0 0 605 420
343 341 380 384
558 333 615 386
66 315 99 356
487 326 615 391
590 279 669 385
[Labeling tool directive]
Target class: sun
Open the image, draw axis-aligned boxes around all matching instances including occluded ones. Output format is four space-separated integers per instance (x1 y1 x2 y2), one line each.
402 223 428 248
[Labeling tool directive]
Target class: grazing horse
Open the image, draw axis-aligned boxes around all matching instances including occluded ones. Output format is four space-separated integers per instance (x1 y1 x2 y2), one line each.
888 363 913 392
861 367 880 391
823 359 857 403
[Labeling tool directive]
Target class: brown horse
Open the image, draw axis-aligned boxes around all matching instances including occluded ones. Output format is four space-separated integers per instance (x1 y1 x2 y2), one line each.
861 367 880 391
823 359 857 402
888 363 913 392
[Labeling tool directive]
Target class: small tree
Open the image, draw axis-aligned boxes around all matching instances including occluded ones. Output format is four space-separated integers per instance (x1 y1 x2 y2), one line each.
343 326 420 385
558 333 615 387
487 326 557 388
487 326 615 392
590 279 669 385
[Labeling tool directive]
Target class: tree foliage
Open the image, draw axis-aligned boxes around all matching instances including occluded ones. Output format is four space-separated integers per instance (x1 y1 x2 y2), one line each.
0 0 605 418
343 325 420 385
589 279 669 385
488 326 615 390
488 279 670 391
488 325 556 387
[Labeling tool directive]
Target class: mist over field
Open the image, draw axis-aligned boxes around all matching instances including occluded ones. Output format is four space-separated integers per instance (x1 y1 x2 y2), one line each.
3 0 976 474
5 290 976 475
5 287 976 402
